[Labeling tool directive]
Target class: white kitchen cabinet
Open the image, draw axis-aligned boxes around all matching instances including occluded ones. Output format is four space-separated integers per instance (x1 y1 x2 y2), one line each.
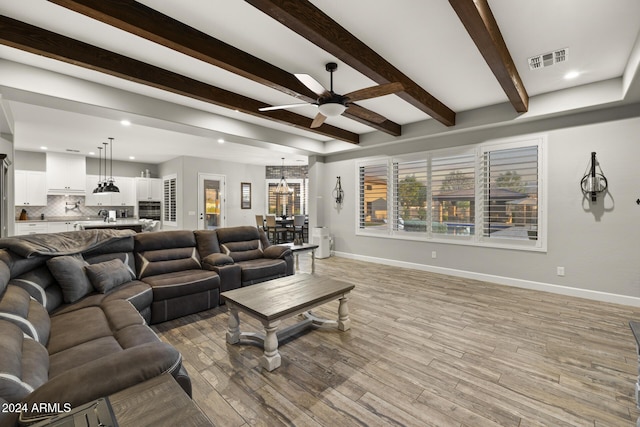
47 152 86 194
14 222 48 236
86 175 136 206
135 177 162 201
47 221 75 233
110 177 136 206
15 170 47 206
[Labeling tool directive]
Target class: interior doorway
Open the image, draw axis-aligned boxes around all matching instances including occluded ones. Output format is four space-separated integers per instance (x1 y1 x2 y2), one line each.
197 173 225 230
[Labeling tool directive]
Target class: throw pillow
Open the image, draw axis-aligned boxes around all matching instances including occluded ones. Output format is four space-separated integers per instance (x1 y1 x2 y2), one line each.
46 254 93 303
85 258 135 293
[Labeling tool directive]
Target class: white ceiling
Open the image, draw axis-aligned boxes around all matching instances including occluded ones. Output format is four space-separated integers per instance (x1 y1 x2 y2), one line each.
1 0 639 165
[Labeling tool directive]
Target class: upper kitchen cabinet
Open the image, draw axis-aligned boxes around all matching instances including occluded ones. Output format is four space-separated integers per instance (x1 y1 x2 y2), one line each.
135 177 162 201
15 170 47 206
46 152 85 195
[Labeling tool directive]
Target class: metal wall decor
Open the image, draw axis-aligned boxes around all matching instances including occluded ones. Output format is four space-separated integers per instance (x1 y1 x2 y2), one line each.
580 151 607 202
333 176 344 205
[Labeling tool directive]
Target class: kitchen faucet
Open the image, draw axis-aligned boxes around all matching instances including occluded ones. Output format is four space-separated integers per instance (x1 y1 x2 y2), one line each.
97 209 108 222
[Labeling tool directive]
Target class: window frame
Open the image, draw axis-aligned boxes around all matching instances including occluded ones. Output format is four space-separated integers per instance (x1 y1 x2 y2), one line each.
355 134 547 252
265 178 307 216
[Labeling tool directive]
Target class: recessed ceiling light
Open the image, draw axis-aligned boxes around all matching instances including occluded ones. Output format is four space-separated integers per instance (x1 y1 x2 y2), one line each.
40 146 47 150
89 151 95 155
218 138 225 144
120 120 131 126
564 71 580 80
129 156 135 160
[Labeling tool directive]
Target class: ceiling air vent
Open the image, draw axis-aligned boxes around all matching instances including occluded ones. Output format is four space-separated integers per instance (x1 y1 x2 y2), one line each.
528 48 568 70
65 149 80 153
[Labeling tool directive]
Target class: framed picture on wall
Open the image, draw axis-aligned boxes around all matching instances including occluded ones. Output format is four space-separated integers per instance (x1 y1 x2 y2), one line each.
241 182 251 209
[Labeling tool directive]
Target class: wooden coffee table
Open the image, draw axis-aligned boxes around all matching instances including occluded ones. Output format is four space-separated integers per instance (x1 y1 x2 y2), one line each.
276 242 319 273
221 274 354 371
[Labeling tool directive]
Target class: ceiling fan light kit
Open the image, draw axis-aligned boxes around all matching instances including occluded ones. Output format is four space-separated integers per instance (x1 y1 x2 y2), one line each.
318 102 346 117
260 62 403 128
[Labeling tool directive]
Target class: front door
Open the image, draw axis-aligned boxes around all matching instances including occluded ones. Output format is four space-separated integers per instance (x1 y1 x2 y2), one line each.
197 173 225 230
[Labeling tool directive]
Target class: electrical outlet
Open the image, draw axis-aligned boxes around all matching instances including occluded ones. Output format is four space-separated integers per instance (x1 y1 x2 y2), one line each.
557 266 565 276
431 251 437 259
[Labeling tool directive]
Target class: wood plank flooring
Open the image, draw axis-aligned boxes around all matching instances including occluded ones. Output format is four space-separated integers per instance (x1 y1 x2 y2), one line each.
152 256 640 426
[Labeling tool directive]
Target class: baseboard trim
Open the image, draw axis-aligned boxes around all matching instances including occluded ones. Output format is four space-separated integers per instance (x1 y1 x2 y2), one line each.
332 251 640 307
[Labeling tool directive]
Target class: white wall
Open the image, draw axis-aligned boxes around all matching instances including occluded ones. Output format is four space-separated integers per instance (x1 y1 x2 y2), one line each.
319 107 640 305
158 155 265 230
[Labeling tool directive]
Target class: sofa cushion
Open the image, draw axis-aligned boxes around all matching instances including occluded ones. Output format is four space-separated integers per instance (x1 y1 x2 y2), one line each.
194 230 221 259
9 265 63 313
84 251 136 277
135 247 201 279
141 269 219 301
0 320 49 403
47 306 112 355
221 242 263 262
216 226 265 262
0 285 51 345
46 254 93 303
85 258 135 293
237 258 287 285
0 258 10 295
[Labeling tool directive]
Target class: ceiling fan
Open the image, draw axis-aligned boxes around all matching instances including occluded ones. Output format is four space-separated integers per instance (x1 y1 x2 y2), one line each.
259 62 404 128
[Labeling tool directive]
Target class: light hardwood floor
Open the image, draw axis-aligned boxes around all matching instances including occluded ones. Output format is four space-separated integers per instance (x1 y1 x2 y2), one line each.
152 256 640 426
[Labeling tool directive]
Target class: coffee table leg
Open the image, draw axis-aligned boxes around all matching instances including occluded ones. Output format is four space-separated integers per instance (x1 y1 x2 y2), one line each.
261 320 281 371
226 304 241 344
337 294 351 331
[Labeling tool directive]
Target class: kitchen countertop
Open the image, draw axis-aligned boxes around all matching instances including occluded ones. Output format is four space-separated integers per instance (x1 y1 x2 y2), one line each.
16 217 140 223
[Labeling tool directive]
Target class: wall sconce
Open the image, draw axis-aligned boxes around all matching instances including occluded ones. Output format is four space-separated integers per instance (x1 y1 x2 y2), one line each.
333 176 344 205
580 151 608 202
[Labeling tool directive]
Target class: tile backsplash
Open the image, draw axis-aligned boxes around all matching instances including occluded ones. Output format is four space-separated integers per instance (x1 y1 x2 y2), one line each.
15 195 133 220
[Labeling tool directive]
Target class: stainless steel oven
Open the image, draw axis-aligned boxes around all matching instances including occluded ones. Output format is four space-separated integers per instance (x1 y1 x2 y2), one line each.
138 201 161 220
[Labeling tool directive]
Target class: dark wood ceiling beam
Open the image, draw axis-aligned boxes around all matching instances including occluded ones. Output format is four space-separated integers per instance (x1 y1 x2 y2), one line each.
0 15 358 144
449 0 528 112
46 0 400 136
245 0 456 127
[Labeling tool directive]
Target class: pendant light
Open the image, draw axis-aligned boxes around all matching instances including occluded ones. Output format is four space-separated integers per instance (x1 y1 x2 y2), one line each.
93 145 103 193
275 158 293 195
103 137 120 193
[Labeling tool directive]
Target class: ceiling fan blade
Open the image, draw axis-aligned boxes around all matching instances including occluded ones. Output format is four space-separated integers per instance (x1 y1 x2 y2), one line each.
344 82 404 102
295 73 329 97
310 112 327 128
259 102 311 112
345 104 388 124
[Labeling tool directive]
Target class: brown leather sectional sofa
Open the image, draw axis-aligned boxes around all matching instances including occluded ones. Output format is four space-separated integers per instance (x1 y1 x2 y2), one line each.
0 225 292 426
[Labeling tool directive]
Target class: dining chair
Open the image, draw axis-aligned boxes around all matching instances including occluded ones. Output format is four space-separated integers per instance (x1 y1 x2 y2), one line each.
265 215 287 244
255 214 265 230
292 214 305 243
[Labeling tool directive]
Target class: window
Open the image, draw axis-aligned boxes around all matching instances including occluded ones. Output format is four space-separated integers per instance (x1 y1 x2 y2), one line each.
392 159 427 234
480 141 540 246
358 161 388 232
266 179 306 216
356 135 546 251
163 174 177 226
431 151 475 237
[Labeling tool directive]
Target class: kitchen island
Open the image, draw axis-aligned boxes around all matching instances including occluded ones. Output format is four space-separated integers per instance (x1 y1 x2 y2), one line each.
74 218 146 233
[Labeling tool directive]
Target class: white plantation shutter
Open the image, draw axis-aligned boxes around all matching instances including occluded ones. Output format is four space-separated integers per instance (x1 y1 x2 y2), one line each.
358 162 388 231
356 136 544 250
163 174 177 226
392 159 428 233
481 144 539 241
431 151 475 236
